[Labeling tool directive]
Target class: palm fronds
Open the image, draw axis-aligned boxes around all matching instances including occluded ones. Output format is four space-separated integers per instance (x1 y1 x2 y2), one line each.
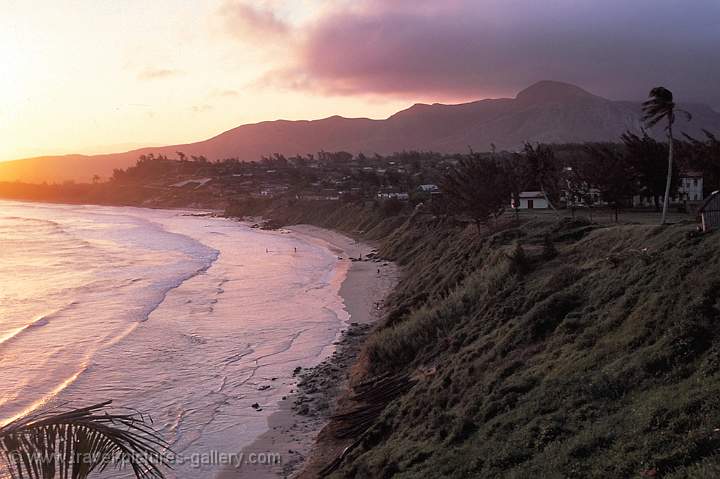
0 401 170 479
318 373 416 477
642 86 675 129
641 86 693 225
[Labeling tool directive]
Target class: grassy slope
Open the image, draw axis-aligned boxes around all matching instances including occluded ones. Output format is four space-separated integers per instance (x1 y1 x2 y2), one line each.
227 201 720 478
353 219 720 478
226 199 407 241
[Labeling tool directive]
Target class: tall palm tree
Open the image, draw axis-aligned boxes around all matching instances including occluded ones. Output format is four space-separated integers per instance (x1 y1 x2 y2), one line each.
0 401 170 479
642 86 691 224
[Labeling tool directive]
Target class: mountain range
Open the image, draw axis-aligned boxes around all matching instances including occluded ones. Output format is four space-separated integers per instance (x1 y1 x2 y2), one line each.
3 81 719 183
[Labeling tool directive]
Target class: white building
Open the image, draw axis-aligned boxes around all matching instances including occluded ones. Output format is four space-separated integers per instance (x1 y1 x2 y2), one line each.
678 172 704 202
632 172 704 207
417 184 440 193
377 192 410 200
513 191 549 209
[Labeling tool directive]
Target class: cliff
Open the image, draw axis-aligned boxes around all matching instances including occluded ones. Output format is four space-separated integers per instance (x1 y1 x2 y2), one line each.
227 200 720 478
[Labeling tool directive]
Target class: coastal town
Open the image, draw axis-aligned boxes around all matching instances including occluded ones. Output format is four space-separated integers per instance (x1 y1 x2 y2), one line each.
4 128 717 234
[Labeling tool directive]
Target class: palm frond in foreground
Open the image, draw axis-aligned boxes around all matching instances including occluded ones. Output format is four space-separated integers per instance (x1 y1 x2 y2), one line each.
0 400 170 479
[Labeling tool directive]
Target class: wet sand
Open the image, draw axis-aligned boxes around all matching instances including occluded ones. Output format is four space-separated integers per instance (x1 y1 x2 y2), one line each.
215 225 398 479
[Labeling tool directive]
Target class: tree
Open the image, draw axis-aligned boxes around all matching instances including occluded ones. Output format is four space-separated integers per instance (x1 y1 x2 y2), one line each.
561 156 597 219
622 131 677 209
111 168 125 183
583 144 636 222
683 130 720 195
0 401 169 479
92 174 101 185
523 143 562 211
441 153 510 233
642 87 691 224
503 152 533 219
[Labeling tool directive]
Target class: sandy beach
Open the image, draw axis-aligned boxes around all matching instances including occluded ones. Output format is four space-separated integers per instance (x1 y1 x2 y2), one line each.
215 225 398 479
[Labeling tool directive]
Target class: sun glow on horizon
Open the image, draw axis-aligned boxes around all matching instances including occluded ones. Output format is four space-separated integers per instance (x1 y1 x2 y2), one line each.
0 0 410 162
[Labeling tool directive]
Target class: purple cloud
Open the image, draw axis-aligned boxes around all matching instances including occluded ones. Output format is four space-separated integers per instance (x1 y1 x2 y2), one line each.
257 0 720 105
219 1 289 43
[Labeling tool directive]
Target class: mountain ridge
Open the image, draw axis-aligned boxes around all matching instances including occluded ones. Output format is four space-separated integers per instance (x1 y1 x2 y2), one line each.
3 81 719 183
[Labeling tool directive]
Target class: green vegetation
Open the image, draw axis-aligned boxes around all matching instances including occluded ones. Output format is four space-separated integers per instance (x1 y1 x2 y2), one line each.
441 152 510 232
333 218 720 478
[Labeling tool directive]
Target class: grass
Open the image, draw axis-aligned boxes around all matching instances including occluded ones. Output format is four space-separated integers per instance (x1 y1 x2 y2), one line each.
342 218 720 478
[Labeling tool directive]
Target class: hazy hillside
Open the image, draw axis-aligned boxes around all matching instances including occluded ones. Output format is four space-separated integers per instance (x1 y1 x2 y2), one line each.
3 81 719 183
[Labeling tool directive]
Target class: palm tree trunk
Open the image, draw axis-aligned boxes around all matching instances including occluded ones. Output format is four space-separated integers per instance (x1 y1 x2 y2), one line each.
661 123 674 225
541 189 560 217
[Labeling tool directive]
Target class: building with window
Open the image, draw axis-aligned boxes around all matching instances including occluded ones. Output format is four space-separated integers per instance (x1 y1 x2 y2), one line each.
513 191 549 209
632 172 704 207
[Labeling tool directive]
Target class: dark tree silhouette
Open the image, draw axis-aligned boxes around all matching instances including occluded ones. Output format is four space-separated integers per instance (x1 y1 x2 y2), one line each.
504 152 533 218
561 155 597 218
441 153 510 233
642 87 691 224
0 401 169 479
622 131 678 209
583 144 636 222
683 130 720 195
523 143 561 210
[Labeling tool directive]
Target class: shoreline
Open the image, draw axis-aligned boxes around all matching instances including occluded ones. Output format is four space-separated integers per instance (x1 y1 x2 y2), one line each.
1 201 398 477
215 224 398 479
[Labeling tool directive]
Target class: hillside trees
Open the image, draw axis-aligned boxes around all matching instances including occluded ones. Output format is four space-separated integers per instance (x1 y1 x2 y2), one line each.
583 144 636 222
523 143 562 210
503 151 533 216
441 153 510 233
561 155 597 218
622 131 678 209
683 130 720 194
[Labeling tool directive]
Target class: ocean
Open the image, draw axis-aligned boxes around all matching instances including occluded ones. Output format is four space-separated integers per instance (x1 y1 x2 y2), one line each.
0 200 350 478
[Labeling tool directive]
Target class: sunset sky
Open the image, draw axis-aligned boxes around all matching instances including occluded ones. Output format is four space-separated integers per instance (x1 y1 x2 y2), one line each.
1 0 718 162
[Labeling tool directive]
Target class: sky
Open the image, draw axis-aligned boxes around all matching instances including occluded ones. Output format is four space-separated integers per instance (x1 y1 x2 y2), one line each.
0 0 718 161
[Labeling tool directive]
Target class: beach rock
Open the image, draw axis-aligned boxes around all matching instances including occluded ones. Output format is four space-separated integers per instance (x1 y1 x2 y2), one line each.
251 403 260 409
